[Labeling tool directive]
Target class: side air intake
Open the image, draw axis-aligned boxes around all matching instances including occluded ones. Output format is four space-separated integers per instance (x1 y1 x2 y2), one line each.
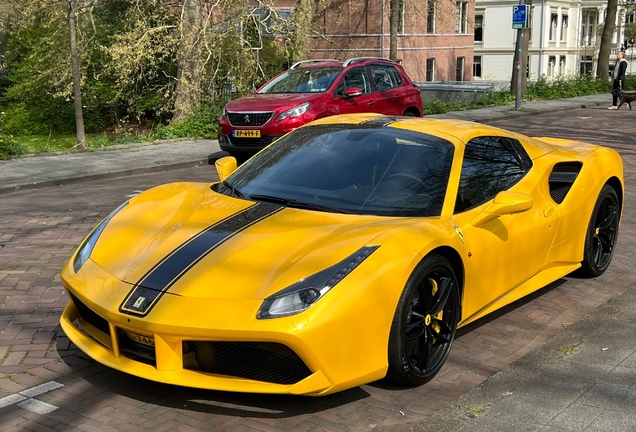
548 162 582 204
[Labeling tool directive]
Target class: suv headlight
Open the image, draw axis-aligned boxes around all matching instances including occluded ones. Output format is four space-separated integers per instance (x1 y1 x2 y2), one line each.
73 202 128 273
276 102 311 121
257 246 379 319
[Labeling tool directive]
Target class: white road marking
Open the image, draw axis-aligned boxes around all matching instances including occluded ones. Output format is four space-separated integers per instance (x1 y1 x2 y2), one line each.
0 394 27 409
577 116 593 119
17 399 58 414
0 381 63 413
20 381 64 398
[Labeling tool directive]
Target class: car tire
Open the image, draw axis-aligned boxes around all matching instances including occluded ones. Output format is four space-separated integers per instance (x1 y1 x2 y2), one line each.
402 110 417 117
387 254 459 386
578 184 620 277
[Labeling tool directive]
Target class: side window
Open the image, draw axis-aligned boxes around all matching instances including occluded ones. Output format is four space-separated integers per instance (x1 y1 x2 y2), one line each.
455 136 531 213
369 65 399 91
335 67 371 96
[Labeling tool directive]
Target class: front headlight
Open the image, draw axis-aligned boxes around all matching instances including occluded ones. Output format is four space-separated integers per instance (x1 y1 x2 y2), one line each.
276 102 311 121
257 246 379 319
73 202 128 273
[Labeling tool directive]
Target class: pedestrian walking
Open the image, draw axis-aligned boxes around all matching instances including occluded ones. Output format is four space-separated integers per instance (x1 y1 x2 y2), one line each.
609 51 628 110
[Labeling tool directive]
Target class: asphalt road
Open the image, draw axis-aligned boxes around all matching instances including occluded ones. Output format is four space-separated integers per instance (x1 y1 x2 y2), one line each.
0 104 635 431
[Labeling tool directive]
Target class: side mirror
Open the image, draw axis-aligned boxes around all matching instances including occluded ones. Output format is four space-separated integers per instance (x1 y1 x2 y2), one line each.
344 87 363 98
470 191 534 227
215 156 237 181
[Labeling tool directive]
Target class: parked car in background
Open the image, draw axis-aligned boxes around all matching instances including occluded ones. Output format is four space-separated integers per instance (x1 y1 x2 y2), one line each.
218 57 423 157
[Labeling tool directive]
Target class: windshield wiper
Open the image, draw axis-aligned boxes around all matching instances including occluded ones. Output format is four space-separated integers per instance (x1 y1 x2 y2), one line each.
249 194 350 214
222 181 248 199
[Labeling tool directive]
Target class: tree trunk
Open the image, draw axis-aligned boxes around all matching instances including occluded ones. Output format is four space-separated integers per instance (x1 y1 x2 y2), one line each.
292 0 312 62
67 1 86 150
389 0 399 61
597 0 618 79
173 0 203 123
511 0 532 95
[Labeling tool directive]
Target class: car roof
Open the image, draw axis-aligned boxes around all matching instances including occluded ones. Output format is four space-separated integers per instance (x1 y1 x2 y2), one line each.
290 57 400 70
307 114 558 160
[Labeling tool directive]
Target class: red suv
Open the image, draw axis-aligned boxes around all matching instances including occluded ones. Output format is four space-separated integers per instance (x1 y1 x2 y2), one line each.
218 57 423 156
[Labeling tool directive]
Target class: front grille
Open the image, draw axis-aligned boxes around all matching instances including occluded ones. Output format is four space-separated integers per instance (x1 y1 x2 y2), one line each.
228 136 276 147
186 342 312 385
69 291 110 336
228 112 273 127
117 329 157 366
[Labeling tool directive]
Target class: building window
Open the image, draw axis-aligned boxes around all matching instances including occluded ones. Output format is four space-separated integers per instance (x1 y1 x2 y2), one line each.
474 14 483 43
427 0 435 34
580 55 593 75
248 7 294 38
559 56 566 75
456 2 468 34
548 55 556 77
456 57 465 81
426 58 435 81
561 15 568 42
549 13 558 41
398 0 405 34
581 11 597 46
473 55 482 78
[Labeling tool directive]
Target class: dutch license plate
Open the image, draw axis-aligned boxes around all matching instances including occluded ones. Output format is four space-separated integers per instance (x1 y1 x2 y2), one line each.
125 330 155 347
233 129 261 138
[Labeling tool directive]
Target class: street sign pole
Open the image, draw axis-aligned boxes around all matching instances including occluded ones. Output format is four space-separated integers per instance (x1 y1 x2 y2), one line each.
514 0 525 110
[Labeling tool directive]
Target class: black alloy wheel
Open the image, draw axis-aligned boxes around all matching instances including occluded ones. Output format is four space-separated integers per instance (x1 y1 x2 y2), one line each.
387 254 459 386
579 184 620 277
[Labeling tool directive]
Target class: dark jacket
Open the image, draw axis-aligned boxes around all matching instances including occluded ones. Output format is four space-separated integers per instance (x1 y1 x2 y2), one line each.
614 58 628 89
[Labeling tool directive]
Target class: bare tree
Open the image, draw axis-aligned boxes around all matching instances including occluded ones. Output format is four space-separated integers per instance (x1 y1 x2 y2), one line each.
173 0 204 122
292 0 312 62
597 0 619 79
389 0 400 61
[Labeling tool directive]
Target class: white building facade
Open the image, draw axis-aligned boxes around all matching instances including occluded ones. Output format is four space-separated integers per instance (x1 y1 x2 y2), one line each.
473 0 628 82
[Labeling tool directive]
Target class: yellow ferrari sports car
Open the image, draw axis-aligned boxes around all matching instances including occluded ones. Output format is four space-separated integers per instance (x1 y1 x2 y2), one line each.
60 114 624 396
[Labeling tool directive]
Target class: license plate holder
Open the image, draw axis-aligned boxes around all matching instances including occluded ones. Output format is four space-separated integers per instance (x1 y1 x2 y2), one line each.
233 129 261 138
124 330 155 347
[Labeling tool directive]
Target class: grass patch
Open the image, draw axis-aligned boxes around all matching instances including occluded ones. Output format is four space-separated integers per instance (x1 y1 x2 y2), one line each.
0 135 26 160
556 345 578 355
464 405 488 418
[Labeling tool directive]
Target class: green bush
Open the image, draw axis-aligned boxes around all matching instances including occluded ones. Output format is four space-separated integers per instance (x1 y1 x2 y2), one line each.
0 135 26 160
154 105 220 140
424 75 612 115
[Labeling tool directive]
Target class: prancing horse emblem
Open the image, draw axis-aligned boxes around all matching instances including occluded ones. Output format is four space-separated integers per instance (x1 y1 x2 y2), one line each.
244 114 250 123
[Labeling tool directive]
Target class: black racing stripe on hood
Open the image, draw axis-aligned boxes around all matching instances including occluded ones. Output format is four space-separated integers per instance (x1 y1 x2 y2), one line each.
119 202 282 317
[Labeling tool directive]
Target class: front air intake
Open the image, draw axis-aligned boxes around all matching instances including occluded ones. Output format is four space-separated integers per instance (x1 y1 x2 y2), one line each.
185 341 312 385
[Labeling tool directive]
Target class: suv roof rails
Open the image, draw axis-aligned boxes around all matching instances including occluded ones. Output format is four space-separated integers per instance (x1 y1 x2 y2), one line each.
342 57 397 67
290 59 341 69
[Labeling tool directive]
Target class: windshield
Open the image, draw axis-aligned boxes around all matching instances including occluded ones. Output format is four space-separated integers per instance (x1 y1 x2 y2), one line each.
220 125 454 217
258 67 341 93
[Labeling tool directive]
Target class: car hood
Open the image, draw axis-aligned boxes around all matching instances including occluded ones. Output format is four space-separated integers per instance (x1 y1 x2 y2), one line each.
89 183 410 300
226 92 326 112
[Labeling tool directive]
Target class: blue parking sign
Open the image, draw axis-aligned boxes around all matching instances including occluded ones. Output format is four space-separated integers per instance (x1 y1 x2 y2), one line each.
512 5 529 29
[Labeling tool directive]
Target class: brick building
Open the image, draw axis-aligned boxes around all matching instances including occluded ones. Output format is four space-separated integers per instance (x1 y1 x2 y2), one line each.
253 0 476 83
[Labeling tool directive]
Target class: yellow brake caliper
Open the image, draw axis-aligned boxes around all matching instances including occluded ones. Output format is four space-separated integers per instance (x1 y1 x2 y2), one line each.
427 277 443 342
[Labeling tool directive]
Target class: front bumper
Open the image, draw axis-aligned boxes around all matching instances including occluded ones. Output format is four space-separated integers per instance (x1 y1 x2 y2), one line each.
218 133 283 154
60 258 397 395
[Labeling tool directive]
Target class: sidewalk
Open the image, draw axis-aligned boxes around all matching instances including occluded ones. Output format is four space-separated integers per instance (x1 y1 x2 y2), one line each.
0 94 608 195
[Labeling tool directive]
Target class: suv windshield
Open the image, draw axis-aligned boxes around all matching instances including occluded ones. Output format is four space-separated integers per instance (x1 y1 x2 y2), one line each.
220 125 454 217
258 67 341 93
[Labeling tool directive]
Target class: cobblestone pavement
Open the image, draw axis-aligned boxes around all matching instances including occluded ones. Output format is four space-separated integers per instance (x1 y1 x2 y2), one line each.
0 105 635 431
